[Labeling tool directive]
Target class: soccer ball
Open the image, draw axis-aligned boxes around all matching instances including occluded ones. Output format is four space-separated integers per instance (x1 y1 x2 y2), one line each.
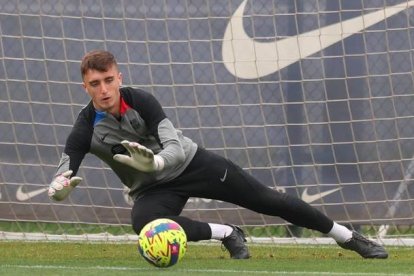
138 218 187 268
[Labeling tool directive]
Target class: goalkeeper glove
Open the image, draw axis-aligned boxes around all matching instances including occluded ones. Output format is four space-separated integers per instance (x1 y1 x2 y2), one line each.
48 170 82 201
113 140 165 172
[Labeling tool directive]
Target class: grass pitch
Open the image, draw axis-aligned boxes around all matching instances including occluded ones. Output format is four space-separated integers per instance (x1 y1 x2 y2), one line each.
0 241 413 275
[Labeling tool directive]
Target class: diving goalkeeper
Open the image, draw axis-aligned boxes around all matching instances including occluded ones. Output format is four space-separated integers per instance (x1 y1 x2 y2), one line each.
48 50 388 259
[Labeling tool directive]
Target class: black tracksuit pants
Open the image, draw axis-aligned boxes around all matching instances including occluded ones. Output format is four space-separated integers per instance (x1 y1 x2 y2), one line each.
131 148 334 241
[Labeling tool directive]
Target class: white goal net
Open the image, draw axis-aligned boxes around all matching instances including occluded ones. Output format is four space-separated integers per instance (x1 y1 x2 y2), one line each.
1 0 414 244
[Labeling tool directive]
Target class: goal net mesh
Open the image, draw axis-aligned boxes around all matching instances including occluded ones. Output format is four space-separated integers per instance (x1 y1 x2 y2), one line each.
1 0 414 244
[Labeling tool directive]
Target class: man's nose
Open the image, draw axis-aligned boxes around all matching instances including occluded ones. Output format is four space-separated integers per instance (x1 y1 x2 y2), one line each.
99 82 108 93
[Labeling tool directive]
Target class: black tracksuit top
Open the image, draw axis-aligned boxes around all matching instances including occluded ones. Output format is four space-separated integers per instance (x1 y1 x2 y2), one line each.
54 87 197 198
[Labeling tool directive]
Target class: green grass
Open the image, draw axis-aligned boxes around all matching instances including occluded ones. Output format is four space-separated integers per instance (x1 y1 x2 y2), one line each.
0 241 413 275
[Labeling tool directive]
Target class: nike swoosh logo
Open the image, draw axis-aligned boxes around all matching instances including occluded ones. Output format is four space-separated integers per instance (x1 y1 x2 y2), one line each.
223 0 414 79
220 169 228 182
16 186 48 201
301 187 341 204
101 133 109 141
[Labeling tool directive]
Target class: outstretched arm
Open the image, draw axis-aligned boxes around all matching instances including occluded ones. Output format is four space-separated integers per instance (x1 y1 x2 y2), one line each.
48 112 92 201
117 89 187 172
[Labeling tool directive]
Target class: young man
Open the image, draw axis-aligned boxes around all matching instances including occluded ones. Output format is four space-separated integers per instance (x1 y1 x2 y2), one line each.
48 50 388 259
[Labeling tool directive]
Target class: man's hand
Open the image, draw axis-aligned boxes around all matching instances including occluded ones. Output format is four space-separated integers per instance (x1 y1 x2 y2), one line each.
48 170 82 201
113 140 165 172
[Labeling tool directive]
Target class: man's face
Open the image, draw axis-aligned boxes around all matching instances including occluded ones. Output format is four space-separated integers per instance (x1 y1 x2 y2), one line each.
82 65 122 114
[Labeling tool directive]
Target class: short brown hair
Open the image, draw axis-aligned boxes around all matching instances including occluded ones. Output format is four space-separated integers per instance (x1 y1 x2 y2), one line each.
80 50 118 79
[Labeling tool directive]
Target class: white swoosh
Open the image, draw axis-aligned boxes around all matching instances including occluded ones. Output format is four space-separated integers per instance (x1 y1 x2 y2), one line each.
16 186 48 201
220 169 228 182
223 0 414 79
301 187 341 204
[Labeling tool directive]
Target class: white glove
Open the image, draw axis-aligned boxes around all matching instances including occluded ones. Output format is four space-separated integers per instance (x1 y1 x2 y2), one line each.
48 170 82 201
113 140 165 172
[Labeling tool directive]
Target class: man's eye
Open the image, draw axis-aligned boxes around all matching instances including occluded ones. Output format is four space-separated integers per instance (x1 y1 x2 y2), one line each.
105 78 114 84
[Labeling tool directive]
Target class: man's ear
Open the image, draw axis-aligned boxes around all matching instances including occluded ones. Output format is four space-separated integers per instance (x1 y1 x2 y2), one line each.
82 82 88 92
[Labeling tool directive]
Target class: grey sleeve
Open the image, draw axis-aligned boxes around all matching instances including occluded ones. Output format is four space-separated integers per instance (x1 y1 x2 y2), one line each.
54 153 71 177
156 118 186 168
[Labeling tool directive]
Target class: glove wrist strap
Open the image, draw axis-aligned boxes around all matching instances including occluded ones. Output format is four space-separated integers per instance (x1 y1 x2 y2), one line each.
154 155 165 171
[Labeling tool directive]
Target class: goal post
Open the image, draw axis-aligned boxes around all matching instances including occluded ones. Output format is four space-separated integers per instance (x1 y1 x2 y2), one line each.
1 0 414 244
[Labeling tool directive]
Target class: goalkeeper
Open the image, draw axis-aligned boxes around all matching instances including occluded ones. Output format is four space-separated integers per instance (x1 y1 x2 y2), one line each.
49 50 388 260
